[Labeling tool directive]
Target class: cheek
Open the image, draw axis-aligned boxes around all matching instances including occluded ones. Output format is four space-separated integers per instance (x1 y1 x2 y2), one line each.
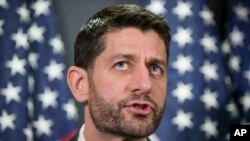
156 92 166 108
152 80 167 106
93 74 126 101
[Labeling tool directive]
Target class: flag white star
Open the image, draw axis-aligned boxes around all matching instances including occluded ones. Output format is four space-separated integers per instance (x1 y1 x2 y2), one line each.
0 0 8 9
27 97 34 118
0 82 21 104
225 133 230 141
229 55 241 72
38 87 58 109
16 3 30 23
172 54 193 75
44 59 65 81
172 0 193 20
31 0 51 17
63 99 78 120
28 75 35 94
6 54 27 76
33 115 53 137
28 23 45 42
200 60 218 81
28 52 39 69
199 6 215 26
229 26 245 47
172 82 193 103
172 110 193 131
11 28 29 49
173 27 193 47
0 110 16 131
233 4 250 22
226 100 239 119
224 75 232 87
239 92 250 112
222 40 231 55
200 88 219 110
243 68 250 84
199 33 218 53
200 117 218 139
240 119 250 125
146 0 166 15
23 124 33 141
49 35 64 54
0 20 4 35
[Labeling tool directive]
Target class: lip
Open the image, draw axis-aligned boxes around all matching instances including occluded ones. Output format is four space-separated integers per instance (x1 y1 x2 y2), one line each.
124 100 154 116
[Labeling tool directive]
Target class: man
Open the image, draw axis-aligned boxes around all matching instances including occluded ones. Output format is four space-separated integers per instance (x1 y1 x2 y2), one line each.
67 4 171 141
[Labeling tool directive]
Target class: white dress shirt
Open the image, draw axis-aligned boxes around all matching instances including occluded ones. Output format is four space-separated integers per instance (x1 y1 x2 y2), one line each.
77 124 157 141
77 124 86 141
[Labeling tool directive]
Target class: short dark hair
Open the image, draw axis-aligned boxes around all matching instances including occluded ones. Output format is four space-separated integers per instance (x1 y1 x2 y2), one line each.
74 4 171 70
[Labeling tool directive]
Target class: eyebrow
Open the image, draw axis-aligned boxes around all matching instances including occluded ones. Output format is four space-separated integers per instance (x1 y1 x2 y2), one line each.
109 53 167 67
148 58 167 68
109 53 136 62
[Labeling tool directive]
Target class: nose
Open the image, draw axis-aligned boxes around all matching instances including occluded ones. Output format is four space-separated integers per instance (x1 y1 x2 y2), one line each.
129 64 152 95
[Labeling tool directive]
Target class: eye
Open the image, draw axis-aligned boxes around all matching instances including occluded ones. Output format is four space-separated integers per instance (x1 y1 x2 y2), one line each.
149 64 162 75
115 61 129 70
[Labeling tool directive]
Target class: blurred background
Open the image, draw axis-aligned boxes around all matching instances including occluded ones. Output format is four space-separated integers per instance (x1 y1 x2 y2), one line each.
1 0 249 141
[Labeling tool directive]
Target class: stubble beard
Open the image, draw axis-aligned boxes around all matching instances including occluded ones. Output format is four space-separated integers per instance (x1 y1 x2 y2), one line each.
88 82 165 138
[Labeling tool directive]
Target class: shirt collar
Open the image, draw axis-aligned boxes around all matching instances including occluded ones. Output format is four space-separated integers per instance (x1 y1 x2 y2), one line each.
77 124 151 141
77 124 86 141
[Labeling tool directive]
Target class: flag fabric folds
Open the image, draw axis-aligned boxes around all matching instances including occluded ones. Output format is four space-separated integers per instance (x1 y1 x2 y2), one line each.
225 0 250 123
144 0 250 141
0 0 78 140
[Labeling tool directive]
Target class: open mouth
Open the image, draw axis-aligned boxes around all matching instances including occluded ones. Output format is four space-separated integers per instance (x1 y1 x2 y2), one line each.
125 100 154 116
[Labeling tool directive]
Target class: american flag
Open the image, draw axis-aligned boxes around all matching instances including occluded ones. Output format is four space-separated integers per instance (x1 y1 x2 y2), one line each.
0 0 78 140
226 0 250 123
144 0 250 141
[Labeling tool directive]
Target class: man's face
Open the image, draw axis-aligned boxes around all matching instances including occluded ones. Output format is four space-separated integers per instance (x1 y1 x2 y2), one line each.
88 27 167 138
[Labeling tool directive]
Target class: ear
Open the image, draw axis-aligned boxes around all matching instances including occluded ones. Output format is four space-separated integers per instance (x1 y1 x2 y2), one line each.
67 66 89 103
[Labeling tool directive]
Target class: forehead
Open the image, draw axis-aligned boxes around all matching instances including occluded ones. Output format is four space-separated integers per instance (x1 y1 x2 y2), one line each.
102 28 167 59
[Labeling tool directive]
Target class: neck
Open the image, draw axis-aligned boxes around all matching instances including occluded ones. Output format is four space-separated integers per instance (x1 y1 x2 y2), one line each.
85 129 147 141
